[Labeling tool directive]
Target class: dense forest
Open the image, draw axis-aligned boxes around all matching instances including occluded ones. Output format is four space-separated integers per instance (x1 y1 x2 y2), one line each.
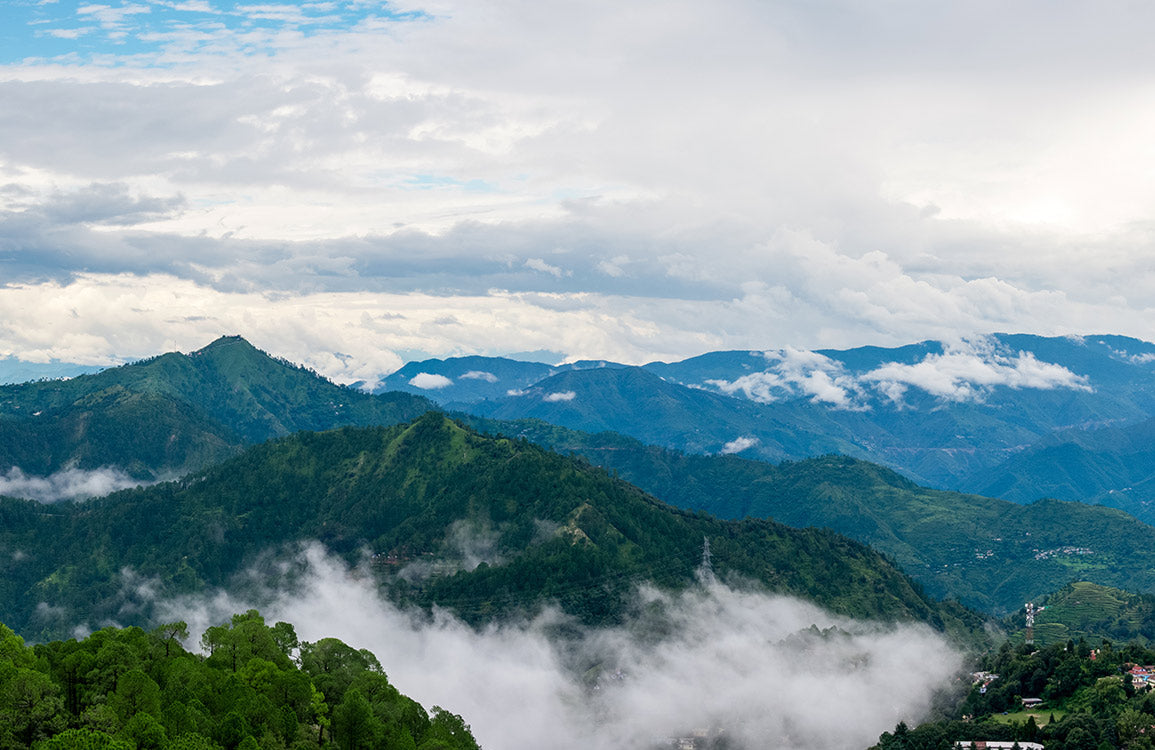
461 416 1155 615
0 610 478 750
872 637 1155 750
0 336 433 480
0 414 984 646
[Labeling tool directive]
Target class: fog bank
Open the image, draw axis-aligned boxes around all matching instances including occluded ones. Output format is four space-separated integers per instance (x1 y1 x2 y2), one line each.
163 544 963 750
0 466 144 502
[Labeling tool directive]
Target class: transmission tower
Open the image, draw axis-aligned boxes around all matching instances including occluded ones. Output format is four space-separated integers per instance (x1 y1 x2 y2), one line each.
699 536 715 584
1025 602 1044 645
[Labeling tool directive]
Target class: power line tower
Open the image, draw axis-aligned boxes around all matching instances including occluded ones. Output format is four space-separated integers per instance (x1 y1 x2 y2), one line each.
699 536 715 584
1025 602 1044 645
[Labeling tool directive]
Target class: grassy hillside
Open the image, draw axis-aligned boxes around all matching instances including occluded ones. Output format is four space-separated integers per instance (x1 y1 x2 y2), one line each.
1001 581 1155 646
0 414 984 645
0 336 434 479
461 416 1155 615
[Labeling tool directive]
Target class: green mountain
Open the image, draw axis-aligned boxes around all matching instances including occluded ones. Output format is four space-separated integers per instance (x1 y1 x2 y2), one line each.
1001 581 1155 647
972 416 1155 524
460 416 1155 615
0 336 434 480
0 413 983 645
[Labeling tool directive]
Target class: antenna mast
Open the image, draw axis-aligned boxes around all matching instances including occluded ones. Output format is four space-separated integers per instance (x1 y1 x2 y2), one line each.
699 536 715 584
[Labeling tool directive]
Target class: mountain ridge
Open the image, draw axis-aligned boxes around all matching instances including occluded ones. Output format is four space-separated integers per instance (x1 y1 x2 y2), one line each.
0 413 984 645
0 336 436 480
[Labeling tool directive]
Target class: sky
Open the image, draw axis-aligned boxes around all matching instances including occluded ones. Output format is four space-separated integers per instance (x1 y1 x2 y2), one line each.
2 0 1154 384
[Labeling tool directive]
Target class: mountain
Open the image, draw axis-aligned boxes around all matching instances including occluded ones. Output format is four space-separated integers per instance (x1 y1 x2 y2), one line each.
420 334 1155 495
0 413 983 644
458 416 1155 615
461 366 871 462
0 355 104 385
0 336 435 480
1000 581 1155 647
971 415 1155 523
375 355 626 404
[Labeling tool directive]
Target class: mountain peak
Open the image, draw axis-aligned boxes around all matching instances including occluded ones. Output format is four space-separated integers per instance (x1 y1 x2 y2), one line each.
195 335 259 355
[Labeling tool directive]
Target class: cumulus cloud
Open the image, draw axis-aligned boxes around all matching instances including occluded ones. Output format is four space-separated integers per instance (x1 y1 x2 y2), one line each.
861 340 1092 403
543 390 576 402
459 370 498 382
161 544 964 750
408 372 454 389
707 349 862 408
0 466 145 503
3 2 1155 371
720 436 759 455
705 337 1092 407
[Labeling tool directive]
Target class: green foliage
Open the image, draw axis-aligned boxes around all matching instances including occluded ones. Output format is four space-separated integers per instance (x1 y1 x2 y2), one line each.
1 414 984 645
0 613 478 750
464 415 1155 616
872 634 1155 750
1003 582 1155 647
0 336 434 480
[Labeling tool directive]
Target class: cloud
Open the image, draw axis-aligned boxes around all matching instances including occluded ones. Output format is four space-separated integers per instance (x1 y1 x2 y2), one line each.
0 466 145 503
459 370 498 382
719 436 758 455
707 349 861 408
408 372 453 389
160 544 964 750
3 2 1155 368
861 339 1092 403
706 337 1092 407
524 258 567 278
543 390 576 402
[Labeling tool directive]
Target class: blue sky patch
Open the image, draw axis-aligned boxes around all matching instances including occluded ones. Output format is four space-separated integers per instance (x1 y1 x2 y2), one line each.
0 1 427 65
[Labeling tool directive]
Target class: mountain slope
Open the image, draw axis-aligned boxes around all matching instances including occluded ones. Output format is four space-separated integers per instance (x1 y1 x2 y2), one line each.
464 366 871 462
460 416 1155 614
417 334 1155 494
0 336 435 479
1001 581 1155 646
971 415 1155 524
0 413 983 644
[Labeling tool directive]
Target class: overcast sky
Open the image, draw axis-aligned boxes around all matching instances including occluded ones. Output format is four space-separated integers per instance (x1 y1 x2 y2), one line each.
2 0 1153 383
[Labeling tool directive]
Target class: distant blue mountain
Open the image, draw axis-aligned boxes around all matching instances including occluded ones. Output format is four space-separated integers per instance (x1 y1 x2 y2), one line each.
0 356 104 384
383 334 1155 502
375 355 626 405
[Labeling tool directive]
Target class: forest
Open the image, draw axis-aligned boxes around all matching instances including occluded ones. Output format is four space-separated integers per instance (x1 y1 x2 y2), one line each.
872 638 1155 750
0 609 479 750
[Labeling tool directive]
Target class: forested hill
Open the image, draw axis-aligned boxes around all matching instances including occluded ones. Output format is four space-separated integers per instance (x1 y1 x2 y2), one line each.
0 336 434 479
458 416 1155 615
0 610 481 750
0 413 983 644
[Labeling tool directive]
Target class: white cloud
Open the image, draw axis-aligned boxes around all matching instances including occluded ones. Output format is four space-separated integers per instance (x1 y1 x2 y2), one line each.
708 349 861 408
0 466 145 503
161 544 963 750
861 340 1092 403
524 258 566 278
3 1 1155 365
459 370 498 382
719 436 758 455
705 337 1092 407
408 372 453 389
543 390 576 402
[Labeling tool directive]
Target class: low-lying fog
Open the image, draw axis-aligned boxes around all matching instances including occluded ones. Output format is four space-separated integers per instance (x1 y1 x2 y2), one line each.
161 544 963 750
0 466 145 502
